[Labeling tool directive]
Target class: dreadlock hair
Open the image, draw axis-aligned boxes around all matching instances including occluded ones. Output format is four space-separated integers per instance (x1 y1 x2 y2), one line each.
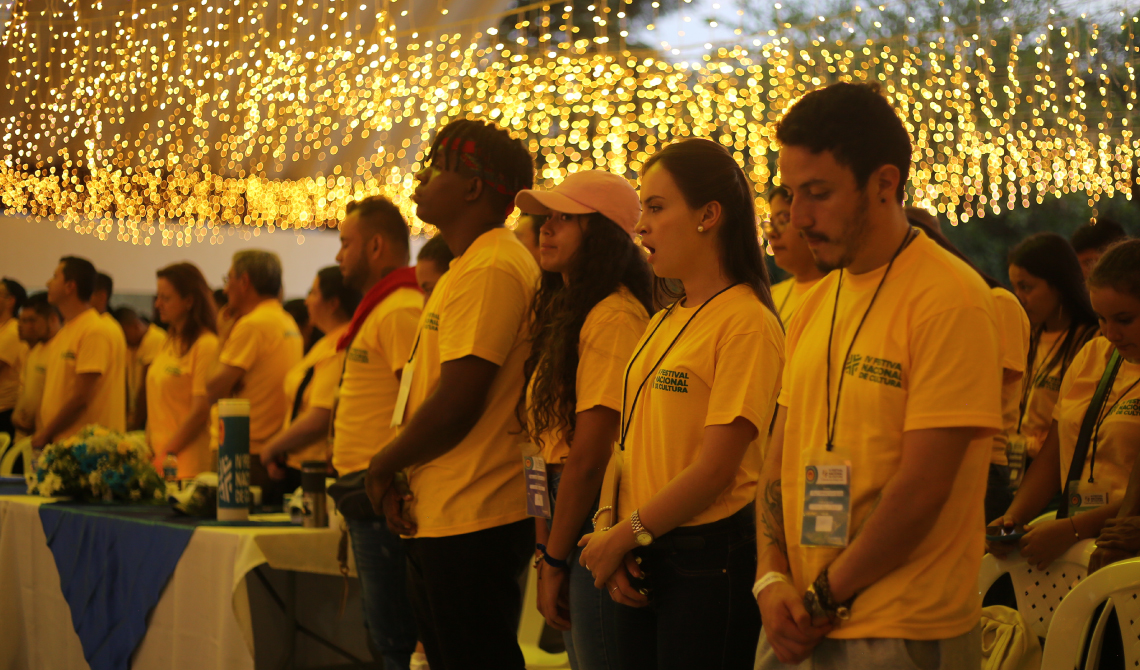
1009 233 1098 391
517 213 654 450
424 119 535 219
642 138 777 315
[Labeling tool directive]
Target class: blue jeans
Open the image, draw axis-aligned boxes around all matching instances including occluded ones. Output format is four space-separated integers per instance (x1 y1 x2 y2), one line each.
549 470 620 670
347 518 418 670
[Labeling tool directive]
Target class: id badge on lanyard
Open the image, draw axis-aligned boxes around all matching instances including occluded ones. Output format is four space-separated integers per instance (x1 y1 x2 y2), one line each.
1007 433 1028 488
800 450 853 548
1068 479 1110 514
522 443 552 519
390 356 416 428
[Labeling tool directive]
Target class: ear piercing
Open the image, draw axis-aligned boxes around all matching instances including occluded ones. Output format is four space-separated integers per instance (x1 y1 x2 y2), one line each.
697 225 705 232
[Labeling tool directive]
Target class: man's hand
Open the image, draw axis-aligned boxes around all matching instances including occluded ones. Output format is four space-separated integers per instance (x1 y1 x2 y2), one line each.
1095 517 1140 554
373 470 416 536
757 581 832 665
536 562 572 630
1089 546 1135 574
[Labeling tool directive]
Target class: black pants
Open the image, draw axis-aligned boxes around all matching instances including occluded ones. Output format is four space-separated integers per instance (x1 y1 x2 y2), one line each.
403 518 535 670
614 505 760 670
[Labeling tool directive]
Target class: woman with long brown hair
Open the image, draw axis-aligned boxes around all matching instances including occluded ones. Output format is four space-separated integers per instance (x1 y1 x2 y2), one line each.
146 262 218 477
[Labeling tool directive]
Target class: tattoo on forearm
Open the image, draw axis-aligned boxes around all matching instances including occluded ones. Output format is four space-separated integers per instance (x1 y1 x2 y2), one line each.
761 478 788 561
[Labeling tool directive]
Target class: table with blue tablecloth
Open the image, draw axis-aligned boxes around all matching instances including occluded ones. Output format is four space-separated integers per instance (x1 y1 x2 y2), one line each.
0 489 372 670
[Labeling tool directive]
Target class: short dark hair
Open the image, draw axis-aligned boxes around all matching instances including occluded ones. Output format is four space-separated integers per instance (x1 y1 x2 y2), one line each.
112 306 141 326
416 234 454 271
213 288 228 307
316 266 363 320
1089 239 1140 300
94 272 113 299
283 299 308 329
776 82 912 202
1071 219 1127 254
765 185 792 203
425 119 535 218
60 256 97 301
22 292 59 321
2 278 27 314
345 195 411 264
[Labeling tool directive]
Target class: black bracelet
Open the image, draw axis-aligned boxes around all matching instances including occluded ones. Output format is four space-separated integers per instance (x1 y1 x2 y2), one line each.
536 543 569 569
813 568 854 620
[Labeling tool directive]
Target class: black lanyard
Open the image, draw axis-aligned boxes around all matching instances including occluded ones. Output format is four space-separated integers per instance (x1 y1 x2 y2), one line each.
618 283 738 450
824 228 915 451
1087 374 1140 483
1017 329 1064 432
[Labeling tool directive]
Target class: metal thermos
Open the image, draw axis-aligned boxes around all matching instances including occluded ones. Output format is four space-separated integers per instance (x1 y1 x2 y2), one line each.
301 461 328 528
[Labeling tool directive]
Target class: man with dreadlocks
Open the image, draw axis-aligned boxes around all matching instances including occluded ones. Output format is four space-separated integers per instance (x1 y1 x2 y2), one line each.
365 118 540 670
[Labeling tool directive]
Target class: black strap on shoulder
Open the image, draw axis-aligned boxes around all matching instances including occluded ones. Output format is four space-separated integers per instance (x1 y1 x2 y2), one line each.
1057 349 1122 519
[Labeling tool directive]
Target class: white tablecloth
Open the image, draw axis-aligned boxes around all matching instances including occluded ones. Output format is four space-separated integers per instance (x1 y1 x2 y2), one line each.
0 496 370 670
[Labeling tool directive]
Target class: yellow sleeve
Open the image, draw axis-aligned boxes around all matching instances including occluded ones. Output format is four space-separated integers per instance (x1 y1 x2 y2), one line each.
1052 339 1097 423
75 324 115 375
575 310 646 413
219 318 261 371
308 350 343 410
903 306 1003 432
706 328 784 431
0 329 21 366
379 303 423 373
191 335 219 397
438 267 531 366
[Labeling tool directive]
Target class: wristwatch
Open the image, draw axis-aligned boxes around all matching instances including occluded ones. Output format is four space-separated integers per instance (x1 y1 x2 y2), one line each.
630 509 654 546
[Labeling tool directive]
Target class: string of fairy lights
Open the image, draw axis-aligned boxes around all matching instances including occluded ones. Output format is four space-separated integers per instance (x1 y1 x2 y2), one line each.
0 0 1137 245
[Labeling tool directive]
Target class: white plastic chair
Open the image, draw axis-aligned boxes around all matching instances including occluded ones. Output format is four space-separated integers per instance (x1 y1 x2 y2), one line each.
1040 557 1140 670
518 563 572 669
978 511 1096 639
0 433 10 467
0 436 28 477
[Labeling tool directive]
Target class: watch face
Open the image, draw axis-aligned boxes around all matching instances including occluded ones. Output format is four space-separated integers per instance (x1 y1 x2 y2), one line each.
636 531 653 546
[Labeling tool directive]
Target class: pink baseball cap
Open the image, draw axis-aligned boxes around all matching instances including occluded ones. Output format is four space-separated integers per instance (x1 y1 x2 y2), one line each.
514 170 641 236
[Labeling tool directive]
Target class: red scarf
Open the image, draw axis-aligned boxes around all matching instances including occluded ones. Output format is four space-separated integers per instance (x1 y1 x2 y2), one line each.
337 266 422 351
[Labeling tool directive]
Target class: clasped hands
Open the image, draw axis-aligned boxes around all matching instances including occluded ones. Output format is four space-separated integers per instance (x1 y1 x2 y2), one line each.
1090 517 1140 573
756 580 835 665
577 520 649 608
365 459 418 536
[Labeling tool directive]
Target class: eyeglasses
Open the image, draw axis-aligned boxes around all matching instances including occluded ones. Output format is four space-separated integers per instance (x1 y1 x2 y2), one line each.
761 212 791 238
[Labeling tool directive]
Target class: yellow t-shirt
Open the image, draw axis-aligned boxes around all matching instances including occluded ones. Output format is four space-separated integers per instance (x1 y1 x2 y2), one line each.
621 284 784 526
403 227 540 538
773 276 822 327
0 317 28 412
281 325 347 471
1053 337 1140 504
13 341 50 437
332 287 424 475
218 300 303 453
1019 329 1076 458
127 323 166 426
40 307 128 439
991 287 1030 466
146 332 219 477
779 231 1002 641
528 287 650 464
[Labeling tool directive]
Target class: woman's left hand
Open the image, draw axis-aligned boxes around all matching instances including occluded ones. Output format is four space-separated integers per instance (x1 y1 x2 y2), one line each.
1019 518 1080 570
578 522 637 588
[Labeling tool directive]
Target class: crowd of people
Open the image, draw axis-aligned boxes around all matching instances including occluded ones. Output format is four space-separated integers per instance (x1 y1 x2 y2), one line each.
2 80 1140 670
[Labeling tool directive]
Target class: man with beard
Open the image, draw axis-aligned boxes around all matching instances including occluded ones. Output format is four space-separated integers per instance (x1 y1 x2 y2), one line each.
332 195 423 670
753 82 1003 669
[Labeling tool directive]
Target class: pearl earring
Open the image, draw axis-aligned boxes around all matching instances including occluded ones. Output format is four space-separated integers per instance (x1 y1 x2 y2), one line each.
697 225 705 232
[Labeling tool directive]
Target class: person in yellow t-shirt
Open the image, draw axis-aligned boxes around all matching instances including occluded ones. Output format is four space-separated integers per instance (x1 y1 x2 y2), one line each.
755 83 1002 669
13 293 60 442
413 234 454 298
513 170 653 666
329 195 423 669
363 119 539 670
575 140 783 668
206 250 303 506
0 278 29 442
764 185 825 326
1008 234 1100 465
146 263 218 478
34 256 129 450
261 267 360 485
995 240 1140 572
114 307 166 430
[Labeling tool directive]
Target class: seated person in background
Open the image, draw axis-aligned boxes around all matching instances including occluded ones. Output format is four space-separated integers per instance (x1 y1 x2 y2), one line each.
514 212 545 265
34 257 128 449
260 267 361 488
990 239 1140 569
206 250 302 505
1072 218 1127 280
284 297 320 354
0 278 28 443
414 234 454 298
13 293 60 440
113 307 166 431
91 271 114 316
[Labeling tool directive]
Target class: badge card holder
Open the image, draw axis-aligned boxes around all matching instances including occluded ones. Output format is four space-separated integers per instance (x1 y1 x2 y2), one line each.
1068 479 1110 515
1007 433 1028 488
390 356 416 428
800 455 853 548
522 443 551 519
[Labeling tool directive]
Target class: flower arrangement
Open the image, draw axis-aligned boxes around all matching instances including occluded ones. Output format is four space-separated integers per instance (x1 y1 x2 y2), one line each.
28 425 166 502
